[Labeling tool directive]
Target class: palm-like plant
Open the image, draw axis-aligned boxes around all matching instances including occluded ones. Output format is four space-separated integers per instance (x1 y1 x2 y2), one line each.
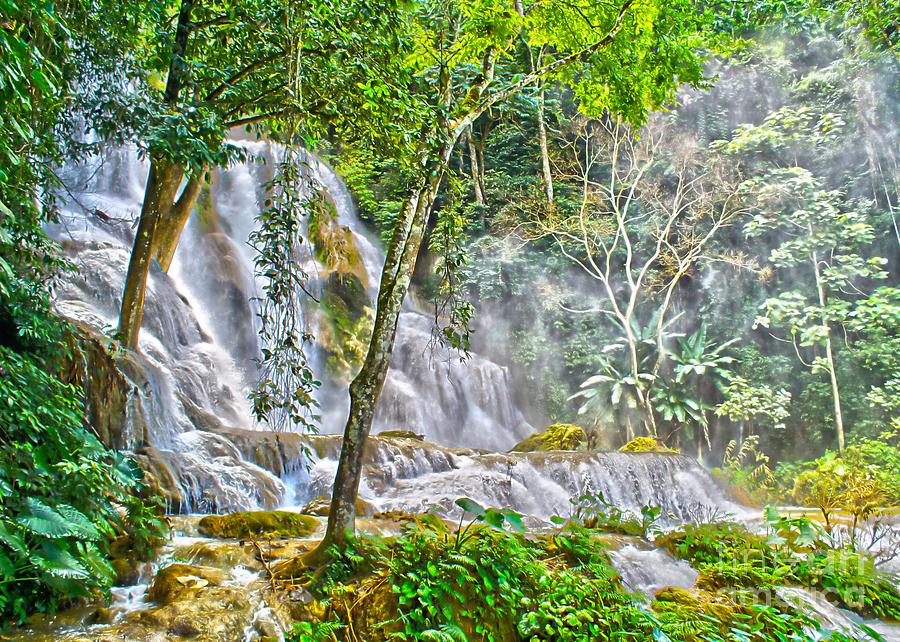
653 323 738 457
670 323 738 386
570 313 679 441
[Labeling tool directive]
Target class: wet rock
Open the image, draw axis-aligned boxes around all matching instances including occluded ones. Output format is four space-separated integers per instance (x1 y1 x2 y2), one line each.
510 423 587 452
378 430 425 440
300 495 375 518
129 585 256 641
148 563 227 604
61 321 149 450
198 510 319 539
172 540 262 572
300 496 331 516
209 424 309 477
131 446 185 509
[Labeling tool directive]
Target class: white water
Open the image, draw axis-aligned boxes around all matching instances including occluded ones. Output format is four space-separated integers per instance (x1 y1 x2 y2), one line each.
776 587 900 641
50 141 749 526
608 544 698 595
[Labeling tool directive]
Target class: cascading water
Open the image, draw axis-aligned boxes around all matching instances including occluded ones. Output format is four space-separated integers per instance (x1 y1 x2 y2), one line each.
50 139 747 525
50 141 536 512
289 434 748 523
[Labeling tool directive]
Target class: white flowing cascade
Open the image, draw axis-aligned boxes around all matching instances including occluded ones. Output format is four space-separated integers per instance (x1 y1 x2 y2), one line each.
51 142 743 522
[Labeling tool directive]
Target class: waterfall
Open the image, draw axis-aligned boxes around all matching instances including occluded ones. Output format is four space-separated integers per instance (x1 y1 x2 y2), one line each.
50 142 532 512
289 435 749 524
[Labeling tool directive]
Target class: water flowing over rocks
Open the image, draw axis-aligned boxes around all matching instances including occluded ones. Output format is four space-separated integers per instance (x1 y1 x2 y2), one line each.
49 144 535 513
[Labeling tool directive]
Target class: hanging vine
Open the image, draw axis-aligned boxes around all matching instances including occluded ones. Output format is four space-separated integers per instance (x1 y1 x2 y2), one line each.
249 150 323 433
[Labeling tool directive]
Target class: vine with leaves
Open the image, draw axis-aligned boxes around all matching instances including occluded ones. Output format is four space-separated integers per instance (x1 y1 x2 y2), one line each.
249 149 321 433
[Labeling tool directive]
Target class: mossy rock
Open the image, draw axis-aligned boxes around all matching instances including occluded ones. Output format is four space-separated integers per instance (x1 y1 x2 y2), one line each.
510 423 587 452
655 586 700 607
377 430 425 440
318 272 374 379
307 195 368 285
197 510 318 540
372 510 451 533
148 563 227 604
620 437 677 453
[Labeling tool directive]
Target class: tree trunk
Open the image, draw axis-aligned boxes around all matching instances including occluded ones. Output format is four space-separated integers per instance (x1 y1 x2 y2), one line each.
152 171 205 271
466 128 485 205
811 247 845 451
115 159 184 350
307 153 451 563
537 81 554 204
115 0 194 349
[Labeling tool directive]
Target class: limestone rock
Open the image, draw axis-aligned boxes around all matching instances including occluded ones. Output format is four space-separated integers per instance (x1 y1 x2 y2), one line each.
148 563 227 604
198 510 319 539
378 430 425 440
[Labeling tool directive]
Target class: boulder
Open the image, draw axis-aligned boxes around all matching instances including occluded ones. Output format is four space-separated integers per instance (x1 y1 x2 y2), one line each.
148 563 227 604
171 540 262 572
620 437 677 453
510 423 587 452
198 510 319 539
299 495 376 518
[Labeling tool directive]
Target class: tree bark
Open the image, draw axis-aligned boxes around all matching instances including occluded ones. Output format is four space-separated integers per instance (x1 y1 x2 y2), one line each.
537 81 554 204
466 128 485 205
115 0 194 349
115 159 184 350
307 151 451 562
152 170 205 271
811 248 845 451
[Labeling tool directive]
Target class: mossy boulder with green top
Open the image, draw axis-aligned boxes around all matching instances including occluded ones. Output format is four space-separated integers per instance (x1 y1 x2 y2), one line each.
197 510 318 540
510 423 587 452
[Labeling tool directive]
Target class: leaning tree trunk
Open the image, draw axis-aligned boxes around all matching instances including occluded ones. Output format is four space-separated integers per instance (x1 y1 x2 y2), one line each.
811 246 845 451
307 154 451 563
116 0 194 349
115 159 184 350
152 170 204 271
465 128 485 205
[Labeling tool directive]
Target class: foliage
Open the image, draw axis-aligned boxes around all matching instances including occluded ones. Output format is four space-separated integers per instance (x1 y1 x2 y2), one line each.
659 514 900 620
716 378 792 432
715 436 777 501
286 618 344 642
0 348 162 622
453 498 525 549
389 524 537 641
793 451 888 533
551 492 662 538
249 155 321 433
0 0 167 623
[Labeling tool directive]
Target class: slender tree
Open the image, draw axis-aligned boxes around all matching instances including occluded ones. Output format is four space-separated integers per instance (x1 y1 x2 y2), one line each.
311 0 712 560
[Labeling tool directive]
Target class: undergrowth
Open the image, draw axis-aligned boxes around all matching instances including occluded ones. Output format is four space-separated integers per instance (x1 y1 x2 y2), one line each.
289 501 862 642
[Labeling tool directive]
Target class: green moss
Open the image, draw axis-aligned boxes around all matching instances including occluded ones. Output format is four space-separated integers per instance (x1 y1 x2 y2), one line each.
377 430 425 440
197 510 319 540
620 437 677 453
307 195 368 285
510 423 587 452
317 272 374 379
